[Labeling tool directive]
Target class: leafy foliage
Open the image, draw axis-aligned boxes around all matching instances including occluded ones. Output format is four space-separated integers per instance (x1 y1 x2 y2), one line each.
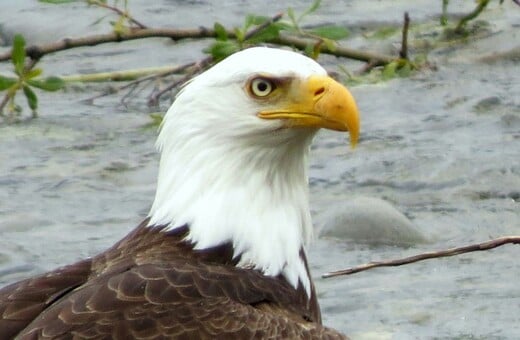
308 25 349 40
0 34 64 118
0 76 16 91
205 0 349 62
27 77 65 91
12 35 26 76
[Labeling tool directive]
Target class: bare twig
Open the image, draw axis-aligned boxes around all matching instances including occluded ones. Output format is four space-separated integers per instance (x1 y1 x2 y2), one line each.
356 59 380 74
322 236 520 278
399 12 410 59
147 56 213 106
0 93 10 115
88 0 148 29
85 63 197 102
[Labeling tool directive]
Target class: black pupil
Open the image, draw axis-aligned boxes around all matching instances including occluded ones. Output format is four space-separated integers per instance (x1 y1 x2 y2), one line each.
257 81 268 92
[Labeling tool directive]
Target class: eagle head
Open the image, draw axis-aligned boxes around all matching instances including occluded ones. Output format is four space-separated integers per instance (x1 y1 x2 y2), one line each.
149 47 360 297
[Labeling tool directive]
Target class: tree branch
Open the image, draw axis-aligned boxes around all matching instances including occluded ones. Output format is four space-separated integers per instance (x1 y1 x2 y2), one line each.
87 0 148 29
0 27 395 66
272 35 394 66
322 236 520 278
0 28 219 62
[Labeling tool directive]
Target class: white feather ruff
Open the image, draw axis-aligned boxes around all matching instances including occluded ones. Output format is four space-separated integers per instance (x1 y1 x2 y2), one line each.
148 48 327 297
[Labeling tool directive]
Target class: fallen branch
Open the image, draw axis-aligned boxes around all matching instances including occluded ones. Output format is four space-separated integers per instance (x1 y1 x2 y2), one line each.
0 28 220 62
0 27 395 67
322 235 520 278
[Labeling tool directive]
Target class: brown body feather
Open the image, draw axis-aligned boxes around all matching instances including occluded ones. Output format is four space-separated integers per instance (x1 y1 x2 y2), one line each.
0 219 346 339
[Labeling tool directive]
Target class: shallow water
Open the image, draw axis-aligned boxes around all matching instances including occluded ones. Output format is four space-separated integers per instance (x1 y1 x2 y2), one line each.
1 1 519 338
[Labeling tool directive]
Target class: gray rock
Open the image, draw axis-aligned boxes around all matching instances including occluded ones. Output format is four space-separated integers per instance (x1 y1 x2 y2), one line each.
319 197 429 247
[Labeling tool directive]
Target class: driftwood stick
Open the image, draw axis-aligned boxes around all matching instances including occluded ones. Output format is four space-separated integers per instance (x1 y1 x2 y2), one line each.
322 236 520 278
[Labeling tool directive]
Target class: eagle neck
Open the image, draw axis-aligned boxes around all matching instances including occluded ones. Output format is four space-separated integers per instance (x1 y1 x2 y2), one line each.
148 130 316 298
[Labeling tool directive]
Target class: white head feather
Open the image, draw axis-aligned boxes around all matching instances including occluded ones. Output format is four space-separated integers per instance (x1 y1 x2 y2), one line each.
148 47 329 297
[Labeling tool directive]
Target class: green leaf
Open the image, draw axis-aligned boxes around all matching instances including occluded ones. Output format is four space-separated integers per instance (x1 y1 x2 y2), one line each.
304 0 321 16
204 41 240 61
246 23 282 43
245 14 269 28
309 25 349 40
382 61 399 80
287 7 298 27
368 26 399 40
214 22 228 41
27 76 64 92
0 75 17 91
322 38 337 52
112 16 130 35
148 113 164 126
234 27 245 43
304 43 317 59
299 0 322 21
25 68 43 79
397 61 412 77
23 85 38 110
12 34 26 76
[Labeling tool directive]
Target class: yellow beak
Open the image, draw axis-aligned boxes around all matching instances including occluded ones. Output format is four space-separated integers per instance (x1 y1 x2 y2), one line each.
257 75 360 147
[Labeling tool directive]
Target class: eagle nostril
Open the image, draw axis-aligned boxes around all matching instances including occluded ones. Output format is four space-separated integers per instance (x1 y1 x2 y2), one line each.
314 87 325 97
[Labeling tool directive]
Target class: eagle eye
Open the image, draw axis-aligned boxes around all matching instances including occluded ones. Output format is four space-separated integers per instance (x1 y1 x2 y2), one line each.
249 77 275 98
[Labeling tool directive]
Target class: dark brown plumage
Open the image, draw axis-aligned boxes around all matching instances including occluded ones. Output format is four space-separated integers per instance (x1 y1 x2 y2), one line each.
0 219 346 339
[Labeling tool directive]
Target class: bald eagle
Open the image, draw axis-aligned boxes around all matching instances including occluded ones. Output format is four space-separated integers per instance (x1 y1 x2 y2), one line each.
0 47 359 339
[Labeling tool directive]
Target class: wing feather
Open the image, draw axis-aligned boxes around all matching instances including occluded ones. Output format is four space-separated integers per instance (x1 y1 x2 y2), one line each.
17 262 345 339
0 259 92 339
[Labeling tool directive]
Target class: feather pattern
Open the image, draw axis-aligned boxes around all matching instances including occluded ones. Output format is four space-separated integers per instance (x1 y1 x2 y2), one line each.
0 219 346 339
